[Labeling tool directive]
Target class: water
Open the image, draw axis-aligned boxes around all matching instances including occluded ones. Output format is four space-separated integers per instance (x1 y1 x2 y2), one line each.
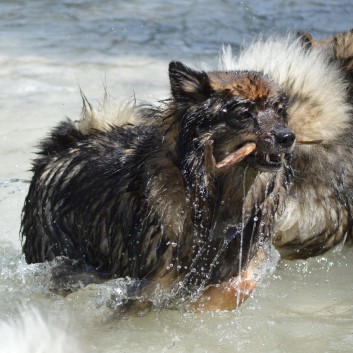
1 0 353 352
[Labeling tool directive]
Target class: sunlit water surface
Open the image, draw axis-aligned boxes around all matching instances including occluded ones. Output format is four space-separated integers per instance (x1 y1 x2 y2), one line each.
1 1 353 352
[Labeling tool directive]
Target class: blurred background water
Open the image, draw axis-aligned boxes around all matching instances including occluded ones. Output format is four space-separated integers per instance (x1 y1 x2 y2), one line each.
1 1 353 352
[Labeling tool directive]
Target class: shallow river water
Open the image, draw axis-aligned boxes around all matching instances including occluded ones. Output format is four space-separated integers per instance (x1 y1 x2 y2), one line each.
1 1 353 352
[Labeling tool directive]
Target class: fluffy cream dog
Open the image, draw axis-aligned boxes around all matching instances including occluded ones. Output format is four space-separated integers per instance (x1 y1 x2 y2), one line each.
221 30 353 258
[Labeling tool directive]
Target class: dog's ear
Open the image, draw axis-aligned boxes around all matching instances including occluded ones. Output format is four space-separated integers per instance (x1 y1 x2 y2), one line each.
169 61 213 102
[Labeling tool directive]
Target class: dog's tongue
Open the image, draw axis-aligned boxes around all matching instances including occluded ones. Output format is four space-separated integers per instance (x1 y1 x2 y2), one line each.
215 143 256 170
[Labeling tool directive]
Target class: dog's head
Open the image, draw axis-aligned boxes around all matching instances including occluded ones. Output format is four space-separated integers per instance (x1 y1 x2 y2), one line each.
169 61 295 172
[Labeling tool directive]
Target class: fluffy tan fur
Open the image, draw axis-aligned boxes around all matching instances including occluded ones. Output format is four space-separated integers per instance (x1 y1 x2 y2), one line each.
221 33 353 258
75 93 141 135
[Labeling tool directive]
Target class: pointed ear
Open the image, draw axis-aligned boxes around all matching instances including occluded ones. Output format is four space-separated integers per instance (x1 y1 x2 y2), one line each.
169 61 213 102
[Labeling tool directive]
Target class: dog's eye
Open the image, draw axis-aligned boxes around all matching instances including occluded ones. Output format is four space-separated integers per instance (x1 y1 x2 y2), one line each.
240 111 254 120
272 99 288 115
275 105 288 122
226 111 254 128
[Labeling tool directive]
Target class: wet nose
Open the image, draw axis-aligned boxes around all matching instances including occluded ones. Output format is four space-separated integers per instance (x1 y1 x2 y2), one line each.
272 127 295 148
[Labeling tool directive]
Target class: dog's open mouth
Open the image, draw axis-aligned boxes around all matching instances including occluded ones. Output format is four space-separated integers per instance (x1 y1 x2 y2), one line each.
249 151 285 171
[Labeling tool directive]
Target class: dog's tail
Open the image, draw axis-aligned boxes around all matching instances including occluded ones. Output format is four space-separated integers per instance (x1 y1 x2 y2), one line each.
36 91 146 162
74 91 141 135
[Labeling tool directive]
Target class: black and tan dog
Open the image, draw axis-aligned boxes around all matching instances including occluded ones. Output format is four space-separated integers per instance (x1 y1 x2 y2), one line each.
21 61 294 310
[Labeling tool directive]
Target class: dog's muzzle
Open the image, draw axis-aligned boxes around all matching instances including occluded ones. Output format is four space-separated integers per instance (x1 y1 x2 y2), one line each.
249 127 295 172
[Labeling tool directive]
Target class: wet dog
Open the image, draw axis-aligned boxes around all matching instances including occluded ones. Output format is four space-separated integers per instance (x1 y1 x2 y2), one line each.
21 61 294 310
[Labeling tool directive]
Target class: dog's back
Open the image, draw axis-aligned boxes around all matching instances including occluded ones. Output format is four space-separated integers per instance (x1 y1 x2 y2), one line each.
22 118 167 275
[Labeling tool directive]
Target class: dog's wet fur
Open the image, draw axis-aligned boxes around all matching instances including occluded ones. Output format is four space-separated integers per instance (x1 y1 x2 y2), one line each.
22 29 353 309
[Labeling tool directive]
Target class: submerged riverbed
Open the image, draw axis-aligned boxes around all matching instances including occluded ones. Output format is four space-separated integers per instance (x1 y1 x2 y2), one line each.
1 1 353 352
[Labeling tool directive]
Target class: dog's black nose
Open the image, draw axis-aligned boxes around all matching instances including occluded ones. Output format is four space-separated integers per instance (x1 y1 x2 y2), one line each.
272 127 295 148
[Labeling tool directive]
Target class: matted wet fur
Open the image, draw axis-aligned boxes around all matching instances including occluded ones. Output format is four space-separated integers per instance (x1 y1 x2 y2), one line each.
21 61 294 307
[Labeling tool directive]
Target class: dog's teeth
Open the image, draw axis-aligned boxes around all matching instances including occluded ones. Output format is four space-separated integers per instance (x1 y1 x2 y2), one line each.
280 154 285 162
265 154 270 162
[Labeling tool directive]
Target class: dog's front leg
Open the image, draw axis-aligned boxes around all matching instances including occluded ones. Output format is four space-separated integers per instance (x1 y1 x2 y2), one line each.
192 269 258 312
